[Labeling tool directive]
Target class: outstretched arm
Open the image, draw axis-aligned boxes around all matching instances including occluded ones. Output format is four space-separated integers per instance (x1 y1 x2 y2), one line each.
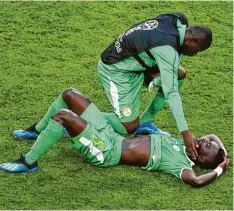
150 46 198 160
181 156 229 188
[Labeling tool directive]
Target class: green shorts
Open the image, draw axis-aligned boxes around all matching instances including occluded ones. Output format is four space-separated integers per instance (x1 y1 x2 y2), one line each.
98 59 144 123
71 103 125 167
141 134 162 171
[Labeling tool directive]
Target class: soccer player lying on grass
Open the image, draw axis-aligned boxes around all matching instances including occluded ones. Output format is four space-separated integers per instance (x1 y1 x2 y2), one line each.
0 88 229 187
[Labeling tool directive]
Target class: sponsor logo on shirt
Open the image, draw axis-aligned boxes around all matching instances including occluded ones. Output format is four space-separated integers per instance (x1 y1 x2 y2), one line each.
115 20 158 54
115 32 124 53
125 20 159 36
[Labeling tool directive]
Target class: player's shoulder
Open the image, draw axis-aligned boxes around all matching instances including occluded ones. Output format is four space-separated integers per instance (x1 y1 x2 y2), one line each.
150 45 179 60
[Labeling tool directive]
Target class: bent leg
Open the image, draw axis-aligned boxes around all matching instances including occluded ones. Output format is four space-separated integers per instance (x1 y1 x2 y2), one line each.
35 88 90 133
35 93 69 132
53 109 87 137
62 88 91 116
25 109 87 165
98 62 144 134
13 88 90 140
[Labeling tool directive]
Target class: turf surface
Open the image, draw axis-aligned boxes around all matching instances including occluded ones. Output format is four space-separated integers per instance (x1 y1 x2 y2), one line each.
0 1 233 210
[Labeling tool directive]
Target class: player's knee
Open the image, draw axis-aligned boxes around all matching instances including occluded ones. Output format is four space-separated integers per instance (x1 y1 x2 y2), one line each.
178 66 186 80
124 118 139 134
62 88 83 102
52 109 73 125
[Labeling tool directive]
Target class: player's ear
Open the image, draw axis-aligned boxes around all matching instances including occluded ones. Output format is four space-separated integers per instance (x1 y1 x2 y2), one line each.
219 148 225 156
197 156 206 163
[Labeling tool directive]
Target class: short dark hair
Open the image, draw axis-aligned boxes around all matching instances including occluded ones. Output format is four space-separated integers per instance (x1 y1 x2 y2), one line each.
187 25 212 51
200 148 224 169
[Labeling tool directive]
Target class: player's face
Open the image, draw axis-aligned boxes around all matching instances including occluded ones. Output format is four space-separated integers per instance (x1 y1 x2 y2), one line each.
197 137 219 163
182 37 203 56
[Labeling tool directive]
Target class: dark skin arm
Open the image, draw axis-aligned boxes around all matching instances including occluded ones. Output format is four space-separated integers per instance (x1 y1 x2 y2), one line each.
181 156 229 188
144 65 199 161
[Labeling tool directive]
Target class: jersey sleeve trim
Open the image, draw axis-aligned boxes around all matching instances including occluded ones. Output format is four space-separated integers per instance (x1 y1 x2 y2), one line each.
180 167 193 180
183 146 195 167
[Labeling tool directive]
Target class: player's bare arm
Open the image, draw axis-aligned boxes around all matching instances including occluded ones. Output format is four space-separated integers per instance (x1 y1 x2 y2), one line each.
181 156 229 187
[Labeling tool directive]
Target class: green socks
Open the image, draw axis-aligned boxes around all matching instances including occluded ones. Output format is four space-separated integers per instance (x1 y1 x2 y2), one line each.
178 79 184 90
140 87 166 124
140 79 184 124
102 112 128 135
25 119 64 165
35 94 68 132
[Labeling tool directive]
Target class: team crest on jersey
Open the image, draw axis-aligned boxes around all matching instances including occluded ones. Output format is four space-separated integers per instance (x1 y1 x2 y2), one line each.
125 20 159 36
123 107 132 117
173 145 180 152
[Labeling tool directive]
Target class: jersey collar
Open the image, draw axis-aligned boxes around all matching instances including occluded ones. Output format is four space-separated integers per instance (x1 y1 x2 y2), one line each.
183 146 195 167
177 19 187 46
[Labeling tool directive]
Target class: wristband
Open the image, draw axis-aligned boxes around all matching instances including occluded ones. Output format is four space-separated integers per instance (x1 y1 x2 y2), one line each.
213 167 223 177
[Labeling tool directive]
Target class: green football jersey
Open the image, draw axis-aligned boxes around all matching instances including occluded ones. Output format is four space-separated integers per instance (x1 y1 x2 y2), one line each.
143 134 195 180
98 20 188 131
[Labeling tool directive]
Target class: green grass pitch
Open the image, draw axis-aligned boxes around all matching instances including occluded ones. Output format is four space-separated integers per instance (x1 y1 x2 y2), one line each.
0 1 233 210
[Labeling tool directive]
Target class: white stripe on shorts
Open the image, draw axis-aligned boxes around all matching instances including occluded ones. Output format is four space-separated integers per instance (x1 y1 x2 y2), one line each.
79 137 104 163
110 81 121 118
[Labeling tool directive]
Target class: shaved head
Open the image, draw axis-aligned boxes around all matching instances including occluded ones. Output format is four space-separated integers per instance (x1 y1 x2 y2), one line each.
186 25 212 51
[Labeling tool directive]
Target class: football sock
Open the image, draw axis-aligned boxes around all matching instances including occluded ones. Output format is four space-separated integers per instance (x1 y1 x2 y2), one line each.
35 94 68 133
140 87 165 124
178 79 184 90
102 112 128 135
25 123 39 134
25 119 64 165
140 79 184 124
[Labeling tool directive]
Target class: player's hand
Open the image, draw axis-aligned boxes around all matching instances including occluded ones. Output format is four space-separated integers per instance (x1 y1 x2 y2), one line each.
218 156 229 172
182 130 198 160
143 66 160 87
